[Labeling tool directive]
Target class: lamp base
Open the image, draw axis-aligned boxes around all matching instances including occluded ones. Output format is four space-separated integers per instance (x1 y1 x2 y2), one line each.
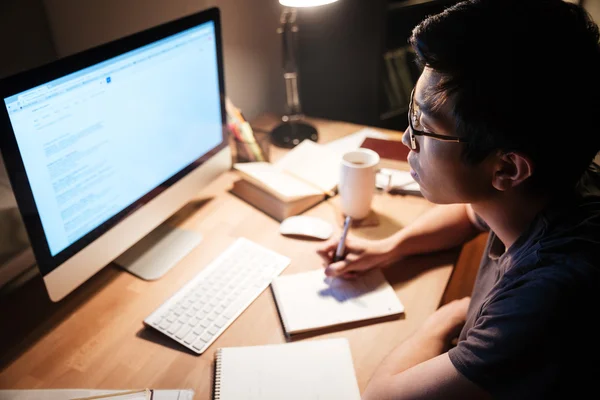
270 120 318 148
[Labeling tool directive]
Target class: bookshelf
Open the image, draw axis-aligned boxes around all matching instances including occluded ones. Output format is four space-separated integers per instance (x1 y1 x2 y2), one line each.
296 0 459 132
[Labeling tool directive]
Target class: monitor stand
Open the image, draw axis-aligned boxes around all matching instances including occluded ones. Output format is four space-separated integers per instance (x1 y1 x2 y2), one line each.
113 222 203 281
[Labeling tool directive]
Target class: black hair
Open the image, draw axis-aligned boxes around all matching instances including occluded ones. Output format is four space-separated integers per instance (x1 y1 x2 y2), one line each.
409 0 600 192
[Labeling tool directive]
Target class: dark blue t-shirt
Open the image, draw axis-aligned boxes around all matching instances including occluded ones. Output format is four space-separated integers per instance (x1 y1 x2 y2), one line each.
448 166 600 399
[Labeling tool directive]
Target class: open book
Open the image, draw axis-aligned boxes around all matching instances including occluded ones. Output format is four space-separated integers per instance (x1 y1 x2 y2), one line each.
213 338 361 400
232 140 340 221
271 268 405 336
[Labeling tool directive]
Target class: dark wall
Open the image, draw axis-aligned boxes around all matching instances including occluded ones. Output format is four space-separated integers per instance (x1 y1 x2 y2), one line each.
0 0 56 79
295 0 460 131
295 0 387 127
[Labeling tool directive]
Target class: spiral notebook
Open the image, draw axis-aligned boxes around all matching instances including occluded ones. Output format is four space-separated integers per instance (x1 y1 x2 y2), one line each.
213 338 361 400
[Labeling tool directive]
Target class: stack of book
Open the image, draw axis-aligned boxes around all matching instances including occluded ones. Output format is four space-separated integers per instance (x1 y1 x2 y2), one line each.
231 140 340 221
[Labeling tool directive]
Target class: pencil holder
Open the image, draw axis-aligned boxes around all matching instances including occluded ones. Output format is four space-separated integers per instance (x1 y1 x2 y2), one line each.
230 127 271 164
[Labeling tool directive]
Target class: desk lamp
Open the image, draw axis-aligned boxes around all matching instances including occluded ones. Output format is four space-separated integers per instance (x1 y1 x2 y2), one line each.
271 0 339 148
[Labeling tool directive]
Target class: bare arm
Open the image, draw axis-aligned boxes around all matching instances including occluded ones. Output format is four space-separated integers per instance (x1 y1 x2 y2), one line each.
362 297 491 400
388 203 485 260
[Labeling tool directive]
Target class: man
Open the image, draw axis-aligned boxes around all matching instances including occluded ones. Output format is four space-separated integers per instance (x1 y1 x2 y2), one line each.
318 0 600 398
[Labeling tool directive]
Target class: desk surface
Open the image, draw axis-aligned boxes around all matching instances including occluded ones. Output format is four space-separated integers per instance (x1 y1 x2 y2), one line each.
0 115 457 398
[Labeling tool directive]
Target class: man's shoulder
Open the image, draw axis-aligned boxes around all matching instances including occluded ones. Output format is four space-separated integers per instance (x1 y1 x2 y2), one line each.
536 168 600 258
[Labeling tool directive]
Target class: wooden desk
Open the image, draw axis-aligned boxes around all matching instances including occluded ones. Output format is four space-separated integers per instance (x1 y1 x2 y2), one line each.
0 116 457 397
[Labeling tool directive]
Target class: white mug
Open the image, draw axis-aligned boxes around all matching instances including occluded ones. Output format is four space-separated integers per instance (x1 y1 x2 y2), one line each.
339 149 380 220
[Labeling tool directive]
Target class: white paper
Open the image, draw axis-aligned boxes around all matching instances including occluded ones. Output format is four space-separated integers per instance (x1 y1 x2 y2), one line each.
271 268 404 334
376 168 420 193
216 338 361 400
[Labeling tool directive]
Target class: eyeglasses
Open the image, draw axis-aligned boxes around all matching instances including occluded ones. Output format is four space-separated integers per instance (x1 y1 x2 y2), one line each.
408 88 468 150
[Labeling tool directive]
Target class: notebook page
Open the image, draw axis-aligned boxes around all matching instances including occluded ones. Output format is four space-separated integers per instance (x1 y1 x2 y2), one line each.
233 162 323 202
274 140 340 196
216 338 360 400
271 268 404 335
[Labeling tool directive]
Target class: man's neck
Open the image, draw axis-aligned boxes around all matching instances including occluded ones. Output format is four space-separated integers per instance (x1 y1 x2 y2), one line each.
472 191 550 250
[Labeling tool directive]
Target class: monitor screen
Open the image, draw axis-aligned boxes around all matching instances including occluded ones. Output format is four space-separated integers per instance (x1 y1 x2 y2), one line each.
0 8 228 282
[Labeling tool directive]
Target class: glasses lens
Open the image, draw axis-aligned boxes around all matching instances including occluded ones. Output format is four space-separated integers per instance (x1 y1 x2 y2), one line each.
410 102 421 131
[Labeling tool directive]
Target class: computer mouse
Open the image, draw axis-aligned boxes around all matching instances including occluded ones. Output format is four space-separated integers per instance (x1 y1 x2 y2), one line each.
279 215 334 240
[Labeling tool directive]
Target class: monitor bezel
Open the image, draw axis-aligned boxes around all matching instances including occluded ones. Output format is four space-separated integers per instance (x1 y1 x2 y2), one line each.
0 7 227 276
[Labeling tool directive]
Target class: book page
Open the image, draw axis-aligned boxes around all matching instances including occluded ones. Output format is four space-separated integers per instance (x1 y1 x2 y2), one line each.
233 162 323 202
216 338 360 400
274 140 340 196
271 268 404 335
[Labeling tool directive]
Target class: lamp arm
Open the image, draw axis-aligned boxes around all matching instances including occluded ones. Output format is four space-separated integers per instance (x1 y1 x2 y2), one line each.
278 8 303 120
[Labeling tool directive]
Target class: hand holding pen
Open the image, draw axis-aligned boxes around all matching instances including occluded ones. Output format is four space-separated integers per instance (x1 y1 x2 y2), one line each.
316 216 392 279
333 216 352 262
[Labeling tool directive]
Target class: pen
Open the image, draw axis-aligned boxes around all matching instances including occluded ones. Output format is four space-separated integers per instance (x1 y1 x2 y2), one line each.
334 216 352 262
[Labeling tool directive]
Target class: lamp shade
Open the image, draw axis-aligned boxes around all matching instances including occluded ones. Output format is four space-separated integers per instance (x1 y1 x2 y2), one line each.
279 0 338 7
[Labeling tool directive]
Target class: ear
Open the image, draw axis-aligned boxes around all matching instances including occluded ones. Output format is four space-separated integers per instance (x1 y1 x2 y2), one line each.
491 152 534 191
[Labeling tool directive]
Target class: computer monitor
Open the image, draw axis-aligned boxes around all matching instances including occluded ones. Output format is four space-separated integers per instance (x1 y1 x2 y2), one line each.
0 7 230 302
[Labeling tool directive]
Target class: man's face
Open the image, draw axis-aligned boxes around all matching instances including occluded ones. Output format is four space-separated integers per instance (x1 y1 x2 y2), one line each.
402 68 493 204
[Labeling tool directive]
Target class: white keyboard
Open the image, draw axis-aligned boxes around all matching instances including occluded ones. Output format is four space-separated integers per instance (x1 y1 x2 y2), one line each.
144 237 291 354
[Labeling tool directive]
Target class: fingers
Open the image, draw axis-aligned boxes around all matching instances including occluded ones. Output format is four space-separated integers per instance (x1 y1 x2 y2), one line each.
316 240 339 263
324 260 348 277
324 253 363 277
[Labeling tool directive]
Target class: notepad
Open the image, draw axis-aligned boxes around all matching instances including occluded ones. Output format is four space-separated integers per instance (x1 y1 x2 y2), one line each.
213 338 361 400
271 268 405 336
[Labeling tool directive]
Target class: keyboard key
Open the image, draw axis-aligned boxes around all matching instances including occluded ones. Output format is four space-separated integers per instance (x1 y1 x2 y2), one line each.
192 340 206 351
167 322 182 335
200 332 213 343
207 326 218 335
192 327 205 336
183 332 199 345
159 320 170 331
165 312 177 323
199 319 210 329
175 324 192 339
